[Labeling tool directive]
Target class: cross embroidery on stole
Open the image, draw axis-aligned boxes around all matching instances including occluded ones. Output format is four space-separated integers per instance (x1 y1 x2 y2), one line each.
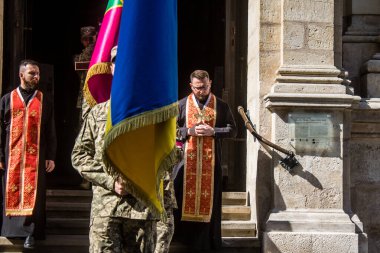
182 94 216 222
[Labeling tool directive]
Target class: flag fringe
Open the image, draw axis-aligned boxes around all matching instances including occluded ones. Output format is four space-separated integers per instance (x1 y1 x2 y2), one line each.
105 102 178 136
105 145 177 221
83 62 112 108
103 102 179 220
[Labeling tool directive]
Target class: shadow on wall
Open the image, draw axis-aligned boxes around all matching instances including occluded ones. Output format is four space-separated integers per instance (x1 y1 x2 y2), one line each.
256 149 273 238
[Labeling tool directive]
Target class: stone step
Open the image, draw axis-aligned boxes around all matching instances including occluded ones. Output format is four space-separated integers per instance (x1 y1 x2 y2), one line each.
46 189 92 202
46 190 249 207
47 190 248 204
221 220 256 237
44 190 256 245
45 216 257 239
46 218 89 235
47 205 250 221
46 189 247 205
0 236 259 253
46 201 91 211
222 205 251 221
29 189 259 251
0 235 89 253
46 201 91 218
222 192 247 205
171 239 260 253
46 218 257 237
222 237 260 249
45 190 253 219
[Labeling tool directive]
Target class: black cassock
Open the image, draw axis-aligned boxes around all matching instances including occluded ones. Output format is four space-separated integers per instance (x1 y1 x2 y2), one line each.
174 94 236 251
0 86 56 239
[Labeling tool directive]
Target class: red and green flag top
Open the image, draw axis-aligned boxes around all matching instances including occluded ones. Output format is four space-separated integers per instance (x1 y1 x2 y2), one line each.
83 0 123 107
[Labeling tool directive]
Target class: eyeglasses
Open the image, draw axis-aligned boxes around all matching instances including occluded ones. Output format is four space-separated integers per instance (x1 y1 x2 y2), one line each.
191 84 210 91
28 72 40 77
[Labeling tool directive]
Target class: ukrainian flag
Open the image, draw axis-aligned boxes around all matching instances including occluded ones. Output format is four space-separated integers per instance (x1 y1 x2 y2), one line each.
103 0 178 216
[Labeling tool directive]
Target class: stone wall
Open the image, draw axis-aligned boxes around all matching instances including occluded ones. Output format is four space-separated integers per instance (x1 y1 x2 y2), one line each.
351 101 380 253
343 0 380 251
246 0 279 233
246 0 380 252
248 0 365 252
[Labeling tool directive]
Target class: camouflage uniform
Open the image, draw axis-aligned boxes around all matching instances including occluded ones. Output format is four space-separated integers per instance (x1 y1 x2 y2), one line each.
74 43 95 133
155 172 177 253
71 101 158 253
74 43 95 109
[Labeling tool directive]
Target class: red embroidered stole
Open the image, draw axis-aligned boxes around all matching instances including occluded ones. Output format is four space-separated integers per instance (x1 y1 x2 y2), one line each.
5 89 43 216
182 94 216 222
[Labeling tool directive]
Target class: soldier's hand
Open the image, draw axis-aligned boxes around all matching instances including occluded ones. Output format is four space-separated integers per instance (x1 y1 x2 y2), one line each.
114 177 127 196
0 162 4 170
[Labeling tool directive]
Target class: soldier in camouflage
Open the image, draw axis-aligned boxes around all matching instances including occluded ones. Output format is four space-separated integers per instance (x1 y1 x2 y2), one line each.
74 26 97 190
74 26 97 126
155 172 177 253
71 47 159 253
154 131 185 253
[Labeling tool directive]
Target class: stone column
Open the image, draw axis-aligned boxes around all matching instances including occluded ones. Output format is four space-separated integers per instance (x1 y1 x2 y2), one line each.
361 53 380 98
342 0 380 96
352 0 380 15
261 0 365 252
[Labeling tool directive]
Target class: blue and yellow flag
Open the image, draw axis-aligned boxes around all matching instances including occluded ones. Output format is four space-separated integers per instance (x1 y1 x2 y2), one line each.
103 0 178 216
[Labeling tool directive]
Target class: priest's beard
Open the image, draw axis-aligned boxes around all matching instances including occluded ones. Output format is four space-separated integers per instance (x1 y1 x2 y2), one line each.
196 94 209 104
22 79 38 91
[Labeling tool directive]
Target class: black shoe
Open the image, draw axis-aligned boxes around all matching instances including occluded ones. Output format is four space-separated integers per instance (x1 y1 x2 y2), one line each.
24 235 35 249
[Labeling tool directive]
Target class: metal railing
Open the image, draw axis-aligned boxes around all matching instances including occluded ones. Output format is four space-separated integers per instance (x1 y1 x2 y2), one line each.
237 106 299 171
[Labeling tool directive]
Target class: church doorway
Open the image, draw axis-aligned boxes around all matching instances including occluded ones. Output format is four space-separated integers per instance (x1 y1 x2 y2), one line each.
2 0 247 191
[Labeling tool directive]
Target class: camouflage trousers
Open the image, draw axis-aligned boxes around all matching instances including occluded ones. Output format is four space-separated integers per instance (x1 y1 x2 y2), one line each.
155 208 175 253
89 216 157 253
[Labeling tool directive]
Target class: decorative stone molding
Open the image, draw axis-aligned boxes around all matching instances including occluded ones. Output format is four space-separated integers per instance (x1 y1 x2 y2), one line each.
265 93 360 109
275 65 343 84
264 65 361 109
351 98 380 139
266 210 356 233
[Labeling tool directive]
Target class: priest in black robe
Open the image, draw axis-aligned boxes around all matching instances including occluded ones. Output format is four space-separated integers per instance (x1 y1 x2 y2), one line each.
174 69 236 251
0 59 56 248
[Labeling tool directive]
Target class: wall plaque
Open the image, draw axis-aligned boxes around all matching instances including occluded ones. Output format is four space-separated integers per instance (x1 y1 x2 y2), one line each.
289 113 333 152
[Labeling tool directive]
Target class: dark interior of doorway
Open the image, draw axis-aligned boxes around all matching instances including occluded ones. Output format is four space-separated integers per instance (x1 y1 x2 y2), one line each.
4 0 226 188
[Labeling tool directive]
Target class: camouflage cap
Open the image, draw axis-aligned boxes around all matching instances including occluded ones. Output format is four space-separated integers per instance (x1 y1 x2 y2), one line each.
81 26 96 39
111 46 118 63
